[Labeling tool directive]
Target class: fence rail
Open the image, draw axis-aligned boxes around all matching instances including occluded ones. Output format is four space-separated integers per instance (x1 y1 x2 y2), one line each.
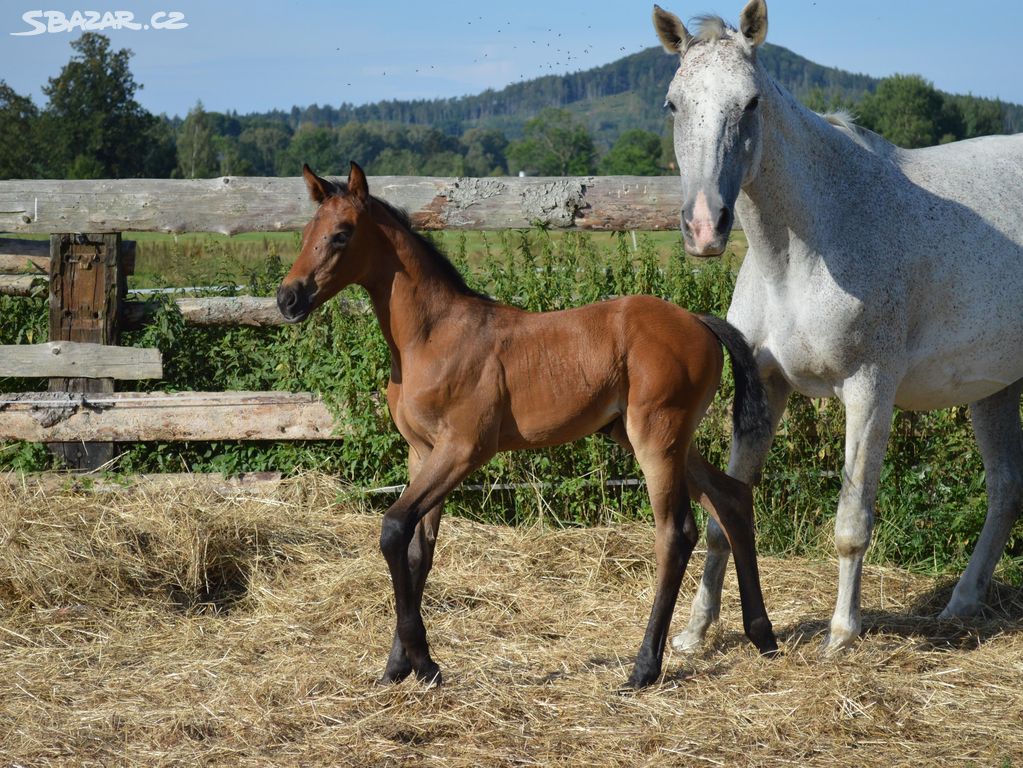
0 391 340 442
0 175 685 234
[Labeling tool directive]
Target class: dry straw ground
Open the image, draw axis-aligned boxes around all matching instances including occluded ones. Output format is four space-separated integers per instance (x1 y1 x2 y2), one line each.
1 475 1022 767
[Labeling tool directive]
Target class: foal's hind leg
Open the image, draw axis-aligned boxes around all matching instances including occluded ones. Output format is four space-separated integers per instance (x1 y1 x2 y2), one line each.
620 415 699 688
685 447 777 655
942 379 1023 618
674 372 790 652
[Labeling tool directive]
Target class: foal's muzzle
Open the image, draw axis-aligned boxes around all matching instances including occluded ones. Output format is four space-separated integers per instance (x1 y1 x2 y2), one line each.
276 282 312 323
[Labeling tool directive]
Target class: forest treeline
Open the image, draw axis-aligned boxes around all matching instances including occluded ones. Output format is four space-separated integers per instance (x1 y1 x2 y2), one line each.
1 34 1020 181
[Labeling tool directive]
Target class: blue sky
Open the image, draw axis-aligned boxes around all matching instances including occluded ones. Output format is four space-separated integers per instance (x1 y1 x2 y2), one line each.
3 1 1022 118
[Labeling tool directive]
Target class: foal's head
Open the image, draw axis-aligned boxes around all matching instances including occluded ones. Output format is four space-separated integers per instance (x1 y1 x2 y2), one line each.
653 1 768 256
277 162 372 323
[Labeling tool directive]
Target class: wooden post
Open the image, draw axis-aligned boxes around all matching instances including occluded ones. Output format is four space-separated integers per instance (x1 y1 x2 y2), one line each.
47 233 124 470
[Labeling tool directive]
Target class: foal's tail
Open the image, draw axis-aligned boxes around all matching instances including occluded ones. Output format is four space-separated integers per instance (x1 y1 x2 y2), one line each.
696 315 772 442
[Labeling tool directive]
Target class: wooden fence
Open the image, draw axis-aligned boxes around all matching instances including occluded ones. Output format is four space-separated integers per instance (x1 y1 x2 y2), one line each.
0 174 685 470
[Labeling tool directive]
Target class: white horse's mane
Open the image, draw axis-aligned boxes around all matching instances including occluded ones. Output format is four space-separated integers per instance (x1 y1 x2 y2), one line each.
820 110 896 156
686 15 736 50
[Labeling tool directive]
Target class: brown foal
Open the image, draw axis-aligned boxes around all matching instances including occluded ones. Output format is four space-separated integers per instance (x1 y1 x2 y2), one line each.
277 162 777 688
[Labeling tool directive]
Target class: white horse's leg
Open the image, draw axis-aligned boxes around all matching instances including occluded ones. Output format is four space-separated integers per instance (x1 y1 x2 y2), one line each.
941 379 1023 618
673 372 791 652
825 374 897 650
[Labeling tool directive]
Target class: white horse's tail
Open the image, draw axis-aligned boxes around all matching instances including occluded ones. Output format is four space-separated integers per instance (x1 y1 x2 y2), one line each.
697 314 771 442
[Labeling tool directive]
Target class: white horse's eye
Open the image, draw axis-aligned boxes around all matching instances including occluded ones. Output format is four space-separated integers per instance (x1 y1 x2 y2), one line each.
664 99 677 114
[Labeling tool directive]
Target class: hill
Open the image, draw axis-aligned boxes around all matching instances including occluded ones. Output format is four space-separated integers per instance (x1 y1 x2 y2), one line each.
260 43 1023 148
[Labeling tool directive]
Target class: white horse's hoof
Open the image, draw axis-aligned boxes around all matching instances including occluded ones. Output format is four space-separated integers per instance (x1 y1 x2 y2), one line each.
821 626 859 653
938 600 981 620
671 629 706 653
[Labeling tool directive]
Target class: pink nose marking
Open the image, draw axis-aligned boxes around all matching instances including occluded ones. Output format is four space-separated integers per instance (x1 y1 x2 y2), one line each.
687 190 716 249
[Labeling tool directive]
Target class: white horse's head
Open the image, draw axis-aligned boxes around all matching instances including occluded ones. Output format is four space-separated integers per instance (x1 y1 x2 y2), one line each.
654 1 768 256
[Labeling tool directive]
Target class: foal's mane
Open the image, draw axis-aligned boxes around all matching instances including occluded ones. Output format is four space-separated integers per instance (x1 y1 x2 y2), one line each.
328 178 493 302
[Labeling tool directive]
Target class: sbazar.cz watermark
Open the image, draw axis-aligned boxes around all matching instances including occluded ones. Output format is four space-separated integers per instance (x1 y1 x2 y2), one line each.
12 10 187 35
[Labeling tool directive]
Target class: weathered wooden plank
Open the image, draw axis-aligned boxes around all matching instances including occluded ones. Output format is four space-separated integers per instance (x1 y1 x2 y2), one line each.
0 341 162 380
0 470 283 496
161 296 287 327
0 391 343 442
121 295 369 328
0 274 46 296
0 176 694 234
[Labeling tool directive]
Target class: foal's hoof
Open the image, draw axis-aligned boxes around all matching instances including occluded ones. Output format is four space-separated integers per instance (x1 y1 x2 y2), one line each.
624 663 660 689
749 618 779 657
377 667 412 686
378 654 414 685
415 663 443 688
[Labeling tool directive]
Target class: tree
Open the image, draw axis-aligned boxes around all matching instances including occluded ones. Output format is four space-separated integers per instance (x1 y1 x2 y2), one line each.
176 102 219 178
506 108 596 175
599 129 664 175
140 118 178 178
238 124 292 176
335 122 387 170
40 33 156 177
857 75 957 148
0 81 40 179
276 125 343 176
461 128 508 176
949 94 1005 139
372 148 421 175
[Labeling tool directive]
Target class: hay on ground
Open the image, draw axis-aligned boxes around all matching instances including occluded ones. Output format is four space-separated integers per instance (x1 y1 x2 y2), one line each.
0 474 1021 766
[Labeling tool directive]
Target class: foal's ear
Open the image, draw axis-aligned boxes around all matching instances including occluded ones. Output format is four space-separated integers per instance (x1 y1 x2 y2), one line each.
652 5 691 54
347 160 370 207
739 0 768 48
302 163 335 205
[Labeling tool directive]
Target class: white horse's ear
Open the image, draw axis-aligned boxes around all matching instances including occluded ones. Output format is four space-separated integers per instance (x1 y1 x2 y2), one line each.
739 0 768 48
653 5 691 54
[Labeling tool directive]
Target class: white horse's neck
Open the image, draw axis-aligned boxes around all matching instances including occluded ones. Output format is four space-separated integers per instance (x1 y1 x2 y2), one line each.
738 77 892 279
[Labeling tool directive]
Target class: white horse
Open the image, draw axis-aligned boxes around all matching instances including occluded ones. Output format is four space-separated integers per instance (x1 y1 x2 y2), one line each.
652 0 1023 650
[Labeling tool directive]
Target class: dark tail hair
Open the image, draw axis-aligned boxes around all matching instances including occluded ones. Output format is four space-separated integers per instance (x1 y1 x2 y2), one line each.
696 315 771 441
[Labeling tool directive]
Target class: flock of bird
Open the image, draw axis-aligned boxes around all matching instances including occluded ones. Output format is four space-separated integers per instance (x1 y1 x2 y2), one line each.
336 15 650 94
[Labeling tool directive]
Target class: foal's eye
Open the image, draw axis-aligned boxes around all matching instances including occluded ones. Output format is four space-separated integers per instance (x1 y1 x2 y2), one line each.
663 99 677 114
332 231 349 249
744 96 760 112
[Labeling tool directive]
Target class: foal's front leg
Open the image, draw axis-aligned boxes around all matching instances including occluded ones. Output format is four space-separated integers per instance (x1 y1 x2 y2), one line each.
378 442 485 684
380 504 443 683
381 447 443 684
